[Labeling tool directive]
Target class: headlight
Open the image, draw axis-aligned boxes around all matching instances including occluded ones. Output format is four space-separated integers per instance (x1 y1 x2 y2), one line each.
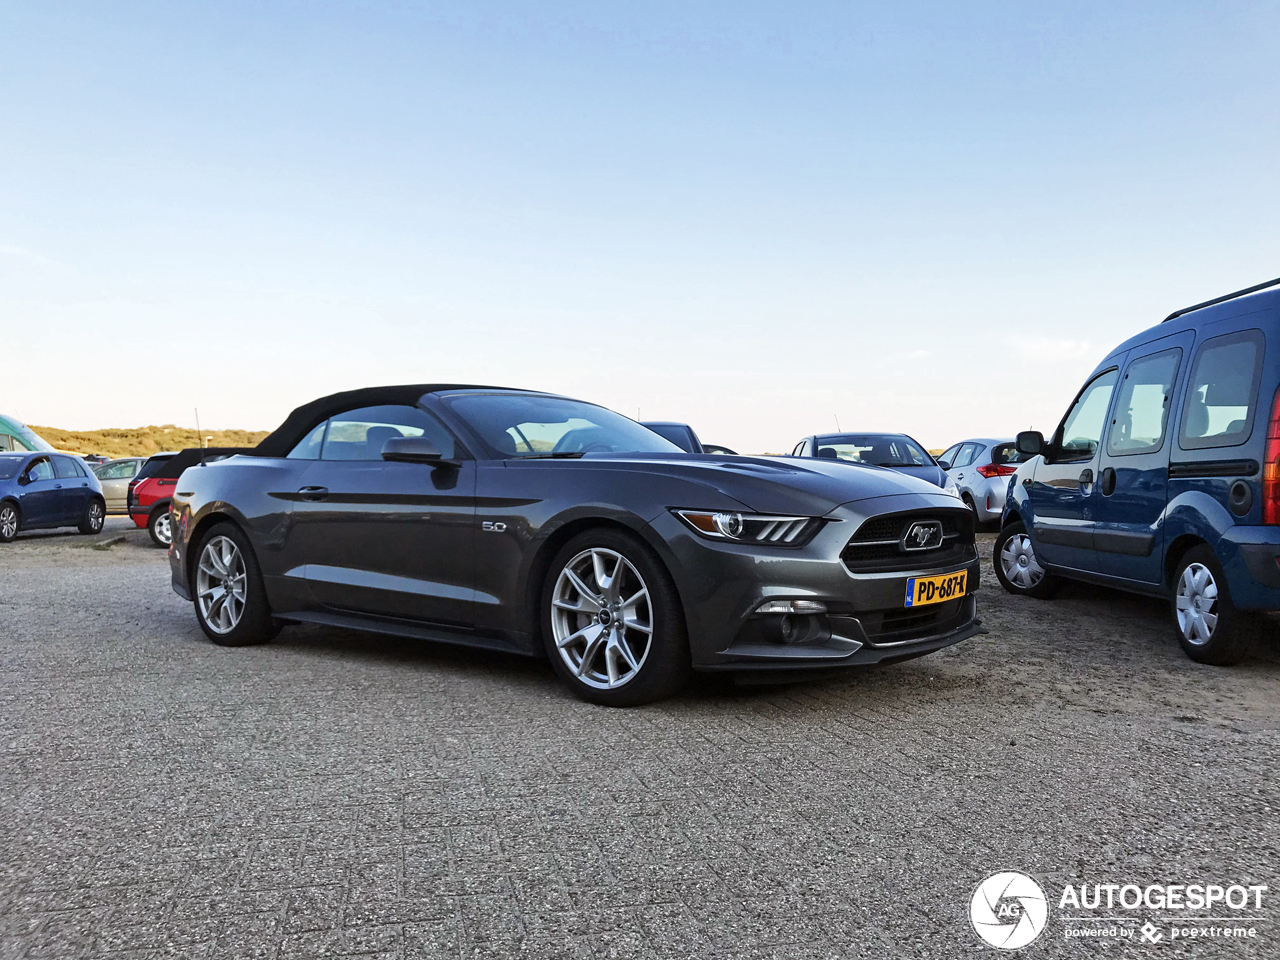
673 509 821 545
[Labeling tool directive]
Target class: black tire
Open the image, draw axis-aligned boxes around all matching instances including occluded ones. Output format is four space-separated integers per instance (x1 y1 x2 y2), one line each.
0 501 19 543
1171 545 1248 665
78 498 106 535
962 494 979 523
992 520 1059 599
191 522 276 647
541 528 691 707
148 506 173 548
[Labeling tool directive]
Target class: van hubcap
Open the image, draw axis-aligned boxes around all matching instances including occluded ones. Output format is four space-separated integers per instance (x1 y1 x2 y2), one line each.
1000 533 1045 589
1176 563 1218 645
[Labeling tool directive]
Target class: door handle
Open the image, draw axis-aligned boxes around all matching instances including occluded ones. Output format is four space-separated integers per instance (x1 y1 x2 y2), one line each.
298 486 329 501
1100 466 1117 497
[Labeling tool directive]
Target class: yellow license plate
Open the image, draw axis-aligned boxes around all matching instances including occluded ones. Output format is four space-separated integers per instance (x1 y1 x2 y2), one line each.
904 570 968 608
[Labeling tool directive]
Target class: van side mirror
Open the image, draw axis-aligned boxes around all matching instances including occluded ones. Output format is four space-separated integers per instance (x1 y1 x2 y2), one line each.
1016 431 1045 457
382 436 450 464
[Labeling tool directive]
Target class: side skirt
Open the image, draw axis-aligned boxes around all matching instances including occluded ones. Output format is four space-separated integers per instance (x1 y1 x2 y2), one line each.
277 609 537 657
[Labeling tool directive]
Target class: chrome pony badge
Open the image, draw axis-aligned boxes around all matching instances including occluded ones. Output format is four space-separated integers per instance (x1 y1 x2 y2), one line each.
902 519 944 551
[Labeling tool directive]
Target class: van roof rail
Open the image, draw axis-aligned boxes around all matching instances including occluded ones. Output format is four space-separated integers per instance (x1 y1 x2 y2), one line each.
1163 275 1280 323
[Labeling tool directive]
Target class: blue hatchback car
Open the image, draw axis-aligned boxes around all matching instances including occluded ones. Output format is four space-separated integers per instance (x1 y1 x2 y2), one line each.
995 277 1280 665
0 451 107 542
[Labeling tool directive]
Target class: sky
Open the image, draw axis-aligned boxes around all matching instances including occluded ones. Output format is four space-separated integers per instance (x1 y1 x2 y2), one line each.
3 1 1279 453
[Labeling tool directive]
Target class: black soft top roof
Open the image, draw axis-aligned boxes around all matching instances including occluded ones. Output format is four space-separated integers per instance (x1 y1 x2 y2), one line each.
252 384 509 458
149 447 253 479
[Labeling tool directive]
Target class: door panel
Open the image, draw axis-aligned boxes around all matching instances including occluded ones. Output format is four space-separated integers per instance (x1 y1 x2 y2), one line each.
18 458 58 526
1095 338 1190 581
1026 367 1121 572
293 460 478 624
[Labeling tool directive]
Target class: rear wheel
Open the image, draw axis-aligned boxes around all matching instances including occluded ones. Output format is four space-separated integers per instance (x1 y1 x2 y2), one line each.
192 523 276 646
79 498 105 535
0 502 19 542
1172 545 1248 665
542 528 691 706
993 521 1058 598
148 507 172 547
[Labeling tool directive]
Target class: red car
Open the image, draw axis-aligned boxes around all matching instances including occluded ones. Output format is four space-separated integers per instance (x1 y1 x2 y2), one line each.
128 448 251 546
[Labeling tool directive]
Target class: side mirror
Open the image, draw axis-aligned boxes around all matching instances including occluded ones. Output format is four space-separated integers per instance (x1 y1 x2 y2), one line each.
1016 431 1045 457
937 460 951 470
17 473 32 486
382 436 448 464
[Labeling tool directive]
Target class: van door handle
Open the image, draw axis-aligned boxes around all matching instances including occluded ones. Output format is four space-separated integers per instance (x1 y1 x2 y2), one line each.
298 486 329 501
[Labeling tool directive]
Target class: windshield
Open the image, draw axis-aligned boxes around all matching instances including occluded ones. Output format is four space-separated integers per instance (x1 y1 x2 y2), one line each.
814 434 933 467
445 395 683 457
0 415 55 453
0 456 24 481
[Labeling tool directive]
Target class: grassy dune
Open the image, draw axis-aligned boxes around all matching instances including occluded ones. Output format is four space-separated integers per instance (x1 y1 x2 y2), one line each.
31 425 269 459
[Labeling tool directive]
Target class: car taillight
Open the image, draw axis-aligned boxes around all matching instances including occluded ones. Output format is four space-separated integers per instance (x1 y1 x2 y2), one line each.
1263 386 1280 524
976 463 1017 479
127 478 140 509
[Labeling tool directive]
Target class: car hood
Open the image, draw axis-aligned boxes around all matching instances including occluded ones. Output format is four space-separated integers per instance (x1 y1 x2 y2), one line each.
564 453 957 516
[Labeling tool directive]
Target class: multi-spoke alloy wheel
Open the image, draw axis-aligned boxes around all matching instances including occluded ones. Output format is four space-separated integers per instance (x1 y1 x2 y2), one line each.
1175 561 1219 645
80 500 104 535
551 547 653 689
197 535 248 635
1000 532 1044 590
0 503 18 542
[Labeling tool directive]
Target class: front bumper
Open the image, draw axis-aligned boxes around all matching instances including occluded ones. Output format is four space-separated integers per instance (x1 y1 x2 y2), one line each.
653 492 983 670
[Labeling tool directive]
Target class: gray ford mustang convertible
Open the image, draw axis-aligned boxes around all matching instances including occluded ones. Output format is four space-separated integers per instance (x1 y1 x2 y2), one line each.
169 385 983 705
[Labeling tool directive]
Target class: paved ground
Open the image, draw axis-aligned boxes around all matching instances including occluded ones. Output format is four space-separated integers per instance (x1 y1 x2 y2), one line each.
2 519 1278 959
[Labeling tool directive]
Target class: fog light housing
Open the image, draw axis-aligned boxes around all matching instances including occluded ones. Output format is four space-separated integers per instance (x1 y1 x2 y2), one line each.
755 599 828 615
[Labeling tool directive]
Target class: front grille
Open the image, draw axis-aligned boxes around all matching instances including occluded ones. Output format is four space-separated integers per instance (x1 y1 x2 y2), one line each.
841 509 975 572
844 596 971 645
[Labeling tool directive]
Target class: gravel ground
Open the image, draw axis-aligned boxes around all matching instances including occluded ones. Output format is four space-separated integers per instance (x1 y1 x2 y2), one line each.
2 519 1278 959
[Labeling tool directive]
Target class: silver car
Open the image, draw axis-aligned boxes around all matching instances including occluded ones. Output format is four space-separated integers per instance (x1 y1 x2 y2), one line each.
91 457 145 514
936 438 1027 524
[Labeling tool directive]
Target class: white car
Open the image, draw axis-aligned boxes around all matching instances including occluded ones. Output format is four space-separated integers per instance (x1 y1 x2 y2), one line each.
936 438 1027 523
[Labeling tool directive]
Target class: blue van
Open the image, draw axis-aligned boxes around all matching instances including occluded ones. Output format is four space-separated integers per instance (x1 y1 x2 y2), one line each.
995 277 1280 664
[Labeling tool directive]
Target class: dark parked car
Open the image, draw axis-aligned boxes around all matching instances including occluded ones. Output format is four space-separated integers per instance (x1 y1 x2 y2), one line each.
0 451 106 542
641 421 737 455
997 276 1280 665
169 385 983 705
790 433 956 492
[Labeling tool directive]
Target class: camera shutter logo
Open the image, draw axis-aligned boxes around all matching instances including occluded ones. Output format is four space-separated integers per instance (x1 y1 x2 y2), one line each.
970 871 1048 949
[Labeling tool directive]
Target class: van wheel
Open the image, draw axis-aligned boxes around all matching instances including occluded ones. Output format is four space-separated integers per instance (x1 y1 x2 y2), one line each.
148 508 173 547
542 528 691 707
993 521 1058 598
1172 546 1247 665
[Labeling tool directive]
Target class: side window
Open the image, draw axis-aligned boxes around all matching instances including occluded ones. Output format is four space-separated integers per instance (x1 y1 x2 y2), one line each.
792 440 808 456
1179 329 1265 450
287 422 327 460
52 457 81 479
1056 369 1119 461
954 443 981 468
27 458 54 482
1107 348 1182 456
938 444 962 467
321 405 457 461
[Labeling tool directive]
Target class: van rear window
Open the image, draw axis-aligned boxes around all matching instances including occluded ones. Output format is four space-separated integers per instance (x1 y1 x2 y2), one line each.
1178 329 1265 450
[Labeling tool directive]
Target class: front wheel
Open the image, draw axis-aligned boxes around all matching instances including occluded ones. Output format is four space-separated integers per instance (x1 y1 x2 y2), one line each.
192 523 276 646
1172 545 1248 665
993 522 1058 598
79 498 105 535
148 507 173 547
542 529 691 706
0 502 19 542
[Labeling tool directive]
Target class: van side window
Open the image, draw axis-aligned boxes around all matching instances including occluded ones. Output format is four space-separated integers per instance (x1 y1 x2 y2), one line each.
1178 329 1265 450
1107 348 1181 456
1056 369 1119 461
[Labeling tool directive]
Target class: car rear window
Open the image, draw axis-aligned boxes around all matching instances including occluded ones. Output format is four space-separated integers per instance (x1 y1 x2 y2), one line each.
1179 329 1265 450
990 442 1029 466
135 454 179 481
